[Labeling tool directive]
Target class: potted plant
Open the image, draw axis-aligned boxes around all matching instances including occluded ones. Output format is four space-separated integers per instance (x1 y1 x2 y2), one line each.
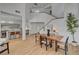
66 13 79 45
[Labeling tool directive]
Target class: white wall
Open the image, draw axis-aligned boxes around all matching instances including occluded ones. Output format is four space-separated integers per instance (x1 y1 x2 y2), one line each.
65 3 79 18
30 22 44 34
51 3 64 17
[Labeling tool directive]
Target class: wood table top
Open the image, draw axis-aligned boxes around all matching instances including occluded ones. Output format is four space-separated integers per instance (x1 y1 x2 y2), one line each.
38 34 63 41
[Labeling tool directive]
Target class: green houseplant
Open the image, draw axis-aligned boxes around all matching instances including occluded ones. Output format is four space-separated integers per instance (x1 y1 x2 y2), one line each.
66 13 79 43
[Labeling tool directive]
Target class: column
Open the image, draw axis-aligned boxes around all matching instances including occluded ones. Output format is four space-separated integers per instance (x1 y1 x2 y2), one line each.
22 4 26 40
22 15 26 40
22 3 30 40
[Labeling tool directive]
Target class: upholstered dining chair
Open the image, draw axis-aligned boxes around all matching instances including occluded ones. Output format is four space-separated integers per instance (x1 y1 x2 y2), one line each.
0 38 9 54
40 35 51 51
57 36 69 55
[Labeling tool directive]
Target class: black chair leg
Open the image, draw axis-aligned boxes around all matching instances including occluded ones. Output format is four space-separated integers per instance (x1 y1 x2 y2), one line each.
45 44 48 51
35 35 37 43
65 46 68 55
46 38 48 51
46 46 47 51
41 43 42 48
49 40 52 48
7 43 9 54
65 50 67 55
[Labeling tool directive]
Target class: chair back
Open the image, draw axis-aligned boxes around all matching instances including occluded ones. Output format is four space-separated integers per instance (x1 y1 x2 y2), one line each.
47 29 50 36
65 36 69 55
65 36 69 46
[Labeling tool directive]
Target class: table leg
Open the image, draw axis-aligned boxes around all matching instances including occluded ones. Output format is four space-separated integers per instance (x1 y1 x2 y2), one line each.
55 41 58 52
50 40 52 48
7 43 9 54
35 35 37 43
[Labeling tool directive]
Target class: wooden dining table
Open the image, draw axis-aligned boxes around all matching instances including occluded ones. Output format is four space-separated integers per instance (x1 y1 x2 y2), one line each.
47 35 63 52
35 34 63 52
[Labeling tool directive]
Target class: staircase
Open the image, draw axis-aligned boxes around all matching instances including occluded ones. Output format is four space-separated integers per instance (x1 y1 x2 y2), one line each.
30 12 64 34
39 12 64 32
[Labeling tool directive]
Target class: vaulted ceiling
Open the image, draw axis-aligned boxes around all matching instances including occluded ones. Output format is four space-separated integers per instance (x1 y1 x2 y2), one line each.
30 3 64 18
0 3 64 29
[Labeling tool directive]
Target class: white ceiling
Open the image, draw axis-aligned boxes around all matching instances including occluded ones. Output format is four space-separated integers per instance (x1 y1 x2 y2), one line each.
31 3 50 9
30 3 64 18
51 3 64 17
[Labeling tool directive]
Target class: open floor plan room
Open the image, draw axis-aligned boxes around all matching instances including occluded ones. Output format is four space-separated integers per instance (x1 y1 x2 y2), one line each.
0 3 79 55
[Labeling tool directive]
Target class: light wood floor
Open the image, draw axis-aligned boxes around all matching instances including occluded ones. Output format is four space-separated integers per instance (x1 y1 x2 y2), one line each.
1 35 79 55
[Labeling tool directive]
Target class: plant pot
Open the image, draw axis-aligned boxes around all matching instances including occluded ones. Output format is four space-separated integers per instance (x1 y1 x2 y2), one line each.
71 41 78 46
72 40 77 43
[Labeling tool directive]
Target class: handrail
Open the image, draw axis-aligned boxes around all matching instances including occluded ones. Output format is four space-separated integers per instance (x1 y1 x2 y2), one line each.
39 17 64 32
37 12 64 33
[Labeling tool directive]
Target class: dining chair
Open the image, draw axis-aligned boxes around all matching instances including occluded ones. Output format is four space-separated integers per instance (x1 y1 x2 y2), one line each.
57 36 69 55
35 32 40 43
0 38 9 54
40 35 50 51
